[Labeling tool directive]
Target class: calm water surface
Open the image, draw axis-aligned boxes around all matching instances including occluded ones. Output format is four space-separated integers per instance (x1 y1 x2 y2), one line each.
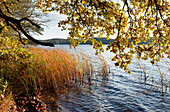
52 45 170 112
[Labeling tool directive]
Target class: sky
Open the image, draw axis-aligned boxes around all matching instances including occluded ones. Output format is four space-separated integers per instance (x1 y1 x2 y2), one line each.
33 12 69 40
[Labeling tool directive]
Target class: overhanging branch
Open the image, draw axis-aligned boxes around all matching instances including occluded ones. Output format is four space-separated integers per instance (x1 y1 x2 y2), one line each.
0 10 54 47
154 0 170 27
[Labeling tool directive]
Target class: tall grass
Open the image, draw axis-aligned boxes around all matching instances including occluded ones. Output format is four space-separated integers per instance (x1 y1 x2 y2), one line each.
28 47 95 93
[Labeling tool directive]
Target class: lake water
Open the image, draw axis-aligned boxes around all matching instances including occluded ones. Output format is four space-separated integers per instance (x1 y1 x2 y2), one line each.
51 45 170 112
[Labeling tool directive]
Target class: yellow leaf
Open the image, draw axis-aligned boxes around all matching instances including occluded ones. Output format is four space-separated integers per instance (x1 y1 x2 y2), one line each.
106 35 109 40
4 27 8 32
82 0 86 4
1 22 5 26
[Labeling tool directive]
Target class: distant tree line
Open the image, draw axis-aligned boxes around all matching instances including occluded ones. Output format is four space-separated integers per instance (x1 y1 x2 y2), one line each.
24 37 156 45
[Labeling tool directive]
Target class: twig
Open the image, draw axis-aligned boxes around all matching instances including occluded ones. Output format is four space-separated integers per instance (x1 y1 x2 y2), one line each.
0 8 54 47
154 0 170 27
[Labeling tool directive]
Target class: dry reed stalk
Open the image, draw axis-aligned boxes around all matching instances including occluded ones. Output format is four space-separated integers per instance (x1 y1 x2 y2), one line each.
79 52 94 87
97 55 109 77
135 59 170 95
27 47 94 93
0 92 15 112
135 60 149 82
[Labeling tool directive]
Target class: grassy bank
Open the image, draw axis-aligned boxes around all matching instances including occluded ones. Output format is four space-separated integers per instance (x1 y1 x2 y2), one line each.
0 44 108 111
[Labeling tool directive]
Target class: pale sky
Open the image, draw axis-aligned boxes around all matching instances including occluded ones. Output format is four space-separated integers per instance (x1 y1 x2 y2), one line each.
33 12 69 40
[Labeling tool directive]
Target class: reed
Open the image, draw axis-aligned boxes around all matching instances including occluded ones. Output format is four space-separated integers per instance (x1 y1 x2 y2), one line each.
27 47 95 93
136 60 149 82
136 59 170 95
0 92 13 112
96 55 110 77
0 79 16 112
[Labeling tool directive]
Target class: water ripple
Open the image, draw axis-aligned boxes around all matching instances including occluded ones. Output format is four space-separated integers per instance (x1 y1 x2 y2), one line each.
54 45 170 112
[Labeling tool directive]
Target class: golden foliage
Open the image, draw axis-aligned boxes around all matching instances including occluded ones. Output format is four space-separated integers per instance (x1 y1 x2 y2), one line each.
36 0 170 71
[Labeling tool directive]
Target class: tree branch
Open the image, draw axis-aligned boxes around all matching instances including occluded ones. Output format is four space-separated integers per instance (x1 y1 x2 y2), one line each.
144 1 151 17
154 0 170 27
3 2 12 14
19 17 41 29
117 3 125 40
115 2 125 50
0 11 54 47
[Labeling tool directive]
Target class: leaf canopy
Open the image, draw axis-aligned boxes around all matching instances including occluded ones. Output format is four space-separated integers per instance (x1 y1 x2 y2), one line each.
36 0 170 72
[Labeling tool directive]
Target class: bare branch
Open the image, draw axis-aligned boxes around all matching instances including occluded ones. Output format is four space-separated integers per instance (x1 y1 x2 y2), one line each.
0 11 54 47
6 20 25 45
19 17 41 29
16 23 54 46
17 30 25 45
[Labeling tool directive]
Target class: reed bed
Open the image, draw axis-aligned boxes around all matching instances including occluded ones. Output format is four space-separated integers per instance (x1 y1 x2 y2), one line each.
0 42 109 94
27 47 95 93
